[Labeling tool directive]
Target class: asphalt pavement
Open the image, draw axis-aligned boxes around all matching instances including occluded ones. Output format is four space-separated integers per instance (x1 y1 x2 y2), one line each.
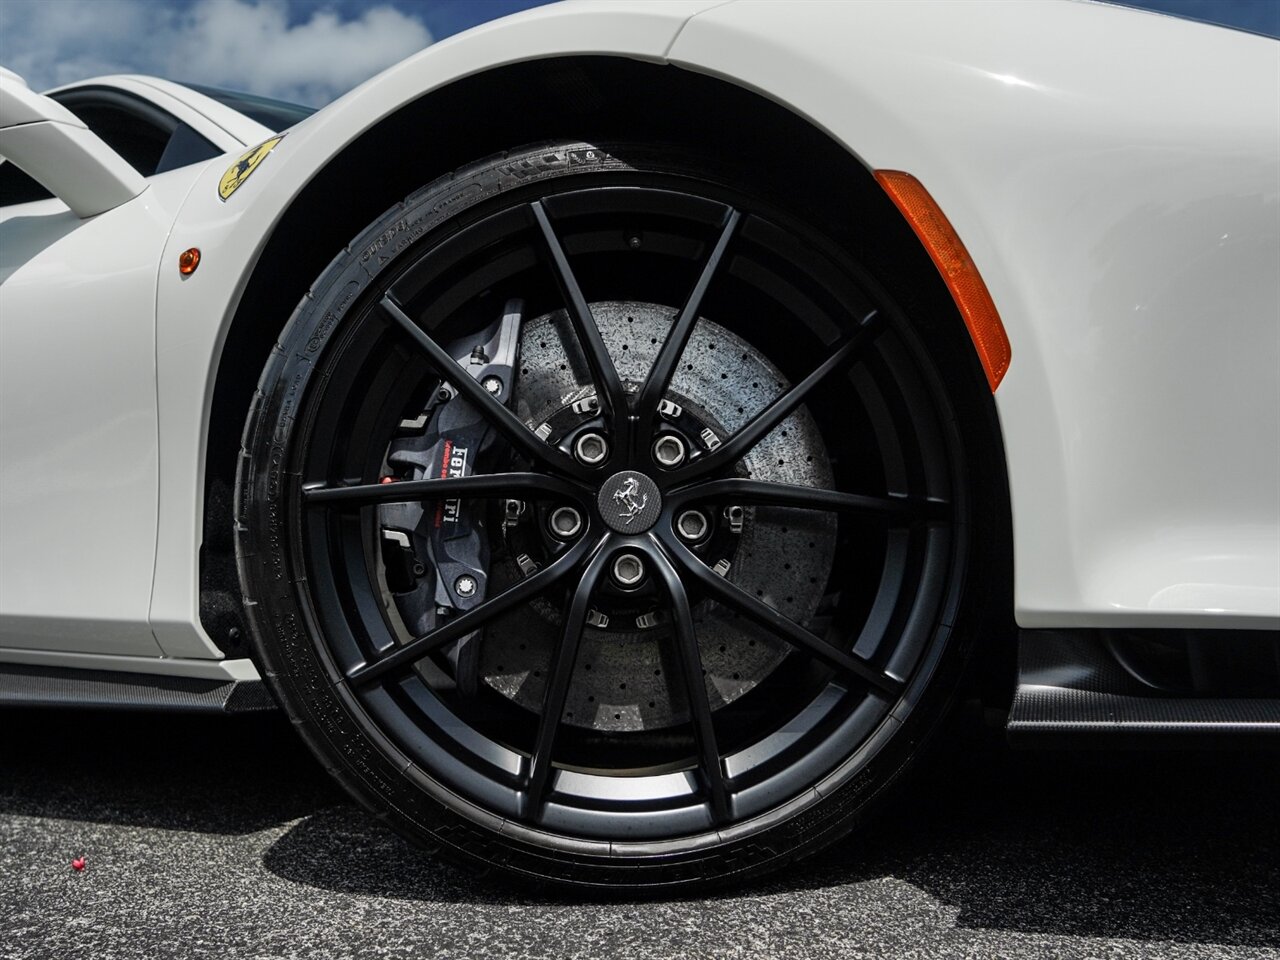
1 705 1277 960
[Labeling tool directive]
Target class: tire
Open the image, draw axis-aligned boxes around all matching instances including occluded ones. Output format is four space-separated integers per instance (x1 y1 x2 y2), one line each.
236 141 1001 891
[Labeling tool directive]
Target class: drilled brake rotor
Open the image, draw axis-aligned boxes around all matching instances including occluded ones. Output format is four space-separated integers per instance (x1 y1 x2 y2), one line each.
478 302 837 732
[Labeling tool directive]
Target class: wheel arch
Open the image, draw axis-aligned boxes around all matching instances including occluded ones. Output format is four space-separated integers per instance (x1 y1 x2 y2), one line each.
194 55 1011 672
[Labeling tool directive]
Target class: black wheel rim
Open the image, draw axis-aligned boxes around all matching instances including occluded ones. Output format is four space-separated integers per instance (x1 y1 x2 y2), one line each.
293 180 961 841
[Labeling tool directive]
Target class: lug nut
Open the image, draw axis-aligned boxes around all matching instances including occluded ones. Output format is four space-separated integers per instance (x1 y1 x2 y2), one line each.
611 553 645 588
676 509 709 543
454 575 478 598
652 434 686 468
574 431 609 466
548 505 583 539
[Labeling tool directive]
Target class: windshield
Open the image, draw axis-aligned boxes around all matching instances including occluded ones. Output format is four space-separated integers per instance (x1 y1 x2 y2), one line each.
184 84 316 131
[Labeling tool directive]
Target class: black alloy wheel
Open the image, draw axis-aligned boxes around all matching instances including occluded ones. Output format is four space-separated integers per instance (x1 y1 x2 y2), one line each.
237 142 996 890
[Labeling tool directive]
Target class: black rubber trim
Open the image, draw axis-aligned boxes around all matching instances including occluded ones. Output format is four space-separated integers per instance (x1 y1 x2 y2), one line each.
0 663 276 713
50 87 180 138
1008 630 1280 748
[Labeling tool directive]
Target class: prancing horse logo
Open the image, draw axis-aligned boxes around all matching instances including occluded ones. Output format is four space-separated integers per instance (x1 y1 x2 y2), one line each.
611 477 648 525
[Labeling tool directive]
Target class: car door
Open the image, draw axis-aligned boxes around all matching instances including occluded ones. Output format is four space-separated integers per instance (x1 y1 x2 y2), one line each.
0 74 221 658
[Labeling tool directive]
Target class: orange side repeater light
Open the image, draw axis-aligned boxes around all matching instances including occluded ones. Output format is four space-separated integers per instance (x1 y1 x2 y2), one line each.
178 247 201 276
874 171 1011 391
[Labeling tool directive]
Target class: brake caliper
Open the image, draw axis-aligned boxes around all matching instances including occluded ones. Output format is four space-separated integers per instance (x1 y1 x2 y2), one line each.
377 300 523 691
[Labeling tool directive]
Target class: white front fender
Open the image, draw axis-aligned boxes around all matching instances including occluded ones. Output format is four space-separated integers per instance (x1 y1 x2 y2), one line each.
150 0 725 657
152 0 1280 660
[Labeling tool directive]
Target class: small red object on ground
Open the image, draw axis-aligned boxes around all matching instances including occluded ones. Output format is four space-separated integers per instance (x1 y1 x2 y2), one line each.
71 857 86 872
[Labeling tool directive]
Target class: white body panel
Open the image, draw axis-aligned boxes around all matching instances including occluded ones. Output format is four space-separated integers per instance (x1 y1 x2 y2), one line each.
667 0 1280 628
0 71 267 667
1 0 1276 677
0 165 207 655
0 646 259 681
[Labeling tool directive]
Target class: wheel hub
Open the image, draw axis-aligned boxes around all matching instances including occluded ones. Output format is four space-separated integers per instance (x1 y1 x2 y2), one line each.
597 471 661 533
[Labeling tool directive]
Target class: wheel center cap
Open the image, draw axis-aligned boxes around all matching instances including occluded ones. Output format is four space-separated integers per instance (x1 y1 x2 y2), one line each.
597 470 662 534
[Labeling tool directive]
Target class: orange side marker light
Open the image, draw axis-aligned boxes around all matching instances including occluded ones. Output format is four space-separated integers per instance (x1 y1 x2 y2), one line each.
178 247 201 276
874 171 1011 391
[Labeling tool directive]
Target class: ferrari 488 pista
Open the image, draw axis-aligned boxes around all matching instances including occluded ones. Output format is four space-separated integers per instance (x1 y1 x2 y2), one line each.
1 0 1277 890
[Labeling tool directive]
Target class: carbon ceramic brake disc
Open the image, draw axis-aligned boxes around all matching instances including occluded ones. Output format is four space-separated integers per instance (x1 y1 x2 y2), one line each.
477 302 837 732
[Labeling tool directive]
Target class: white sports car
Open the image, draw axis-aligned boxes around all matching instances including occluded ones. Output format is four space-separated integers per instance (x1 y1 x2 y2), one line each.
1 0 1276 890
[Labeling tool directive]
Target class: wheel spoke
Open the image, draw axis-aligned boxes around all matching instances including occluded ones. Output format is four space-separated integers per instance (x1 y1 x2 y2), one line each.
347 532 599 687
666 478 947 524
636 208 741 439
378 295 584 478
671 309 885 484
304 472 583 507
664 537 903 697
530 201 629 447
525 542 613 813
648 543 730 822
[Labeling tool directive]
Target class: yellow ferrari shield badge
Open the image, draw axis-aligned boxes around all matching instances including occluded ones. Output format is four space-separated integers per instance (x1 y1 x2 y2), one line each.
218 136 283 201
